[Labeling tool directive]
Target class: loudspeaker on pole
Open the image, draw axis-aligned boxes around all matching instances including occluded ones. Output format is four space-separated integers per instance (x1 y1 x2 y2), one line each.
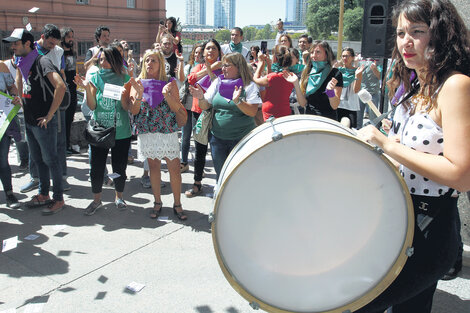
361 0 398 59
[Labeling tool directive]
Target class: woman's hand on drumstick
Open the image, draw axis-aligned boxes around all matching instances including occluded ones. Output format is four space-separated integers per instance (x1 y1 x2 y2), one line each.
357 125 389 148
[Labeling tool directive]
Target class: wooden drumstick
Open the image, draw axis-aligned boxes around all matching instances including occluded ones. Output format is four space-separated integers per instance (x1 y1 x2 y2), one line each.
358 89 382 117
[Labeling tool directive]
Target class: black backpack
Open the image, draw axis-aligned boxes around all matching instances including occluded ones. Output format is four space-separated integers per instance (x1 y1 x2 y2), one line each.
35 55 71 111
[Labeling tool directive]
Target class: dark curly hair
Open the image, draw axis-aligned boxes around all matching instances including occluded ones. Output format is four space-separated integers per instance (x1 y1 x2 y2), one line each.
388 0 470 104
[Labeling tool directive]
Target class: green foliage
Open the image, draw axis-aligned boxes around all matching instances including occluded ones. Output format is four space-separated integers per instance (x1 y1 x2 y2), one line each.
242 26 258 41
215 29 231 43
255 24 273 40
344 7 364 41
290 33 302 40
182 38 197 45
306 0 364 41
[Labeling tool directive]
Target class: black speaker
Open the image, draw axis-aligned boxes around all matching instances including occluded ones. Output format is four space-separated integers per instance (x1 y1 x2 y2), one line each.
361 0 397 58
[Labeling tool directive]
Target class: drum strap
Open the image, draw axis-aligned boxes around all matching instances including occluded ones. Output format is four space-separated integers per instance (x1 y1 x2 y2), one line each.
412 188 455 232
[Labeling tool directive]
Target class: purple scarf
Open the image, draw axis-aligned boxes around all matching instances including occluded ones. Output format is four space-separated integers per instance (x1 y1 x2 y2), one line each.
140 77 175 108
218 75 243 100
197 68 222 91
17 49 39 80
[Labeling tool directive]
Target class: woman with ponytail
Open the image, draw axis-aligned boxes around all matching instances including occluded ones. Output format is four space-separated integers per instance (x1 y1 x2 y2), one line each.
254 45 305 120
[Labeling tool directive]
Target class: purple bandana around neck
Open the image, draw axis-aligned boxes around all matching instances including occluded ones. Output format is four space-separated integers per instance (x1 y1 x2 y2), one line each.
196 68 222 91
17 49 39 80
218 75 243 100
140 77 175 109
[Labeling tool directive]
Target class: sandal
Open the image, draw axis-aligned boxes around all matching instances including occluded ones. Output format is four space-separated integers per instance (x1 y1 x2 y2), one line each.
184 183 202 198
150 201 162 219
180 162 189 173
173 204 187 221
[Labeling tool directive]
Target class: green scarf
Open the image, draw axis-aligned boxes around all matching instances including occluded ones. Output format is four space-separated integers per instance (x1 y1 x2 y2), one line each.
229 41 243 54
338 67 356 87
271 63 283 73
289 64 305 75
306 61 331 96
271 63 305 74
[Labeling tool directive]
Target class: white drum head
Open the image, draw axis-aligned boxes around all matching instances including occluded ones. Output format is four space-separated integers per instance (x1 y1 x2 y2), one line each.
212 116 413 313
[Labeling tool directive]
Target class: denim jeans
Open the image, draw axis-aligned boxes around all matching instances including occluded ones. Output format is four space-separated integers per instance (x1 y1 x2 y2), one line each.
209 134 241 182
25 114 63 201
27 110 67 179
357 92 381 129
0 134 13 192
180 108 193 164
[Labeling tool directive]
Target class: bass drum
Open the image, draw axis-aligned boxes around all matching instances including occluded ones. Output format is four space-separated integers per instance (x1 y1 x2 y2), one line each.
211 115 414 313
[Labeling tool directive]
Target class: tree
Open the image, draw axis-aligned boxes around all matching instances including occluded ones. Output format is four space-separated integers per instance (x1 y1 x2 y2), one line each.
306 0 365 40
255 24 272 40
242 26 258 41
215 29 231 43
344 7 364 41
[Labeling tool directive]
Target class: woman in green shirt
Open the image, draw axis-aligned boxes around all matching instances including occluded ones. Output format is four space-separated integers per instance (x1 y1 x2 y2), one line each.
75 46 132 215
190 52 262 181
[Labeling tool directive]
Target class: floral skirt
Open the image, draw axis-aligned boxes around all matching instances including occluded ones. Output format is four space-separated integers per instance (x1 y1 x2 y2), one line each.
137 132 179 161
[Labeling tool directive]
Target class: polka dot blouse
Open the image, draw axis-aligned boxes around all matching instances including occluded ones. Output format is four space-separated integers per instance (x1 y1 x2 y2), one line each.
400 110 449 197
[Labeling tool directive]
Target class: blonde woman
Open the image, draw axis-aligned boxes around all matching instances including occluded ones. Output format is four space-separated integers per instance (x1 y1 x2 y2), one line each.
124 50 188 220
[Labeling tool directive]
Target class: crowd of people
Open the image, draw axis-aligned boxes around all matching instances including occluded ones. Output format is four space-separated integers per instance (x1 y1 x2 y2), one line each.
0 0 469 311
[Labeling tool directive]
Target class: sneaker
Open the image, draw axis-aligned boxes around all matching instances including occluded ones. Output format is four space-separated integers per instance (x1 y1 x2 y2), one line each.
20 179 39 193
115 198 127 210
103 178 114 187
6 193 21 209
19 160 28 171
141 175 151 189
63 179 71 192
26 194 52 208
84 200 102 216
180 162 189 173
42 200 65 215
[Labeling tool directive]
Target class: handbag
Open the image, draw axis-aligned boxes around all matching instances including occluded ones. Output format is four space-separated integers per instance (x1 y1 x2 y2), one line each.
84 101 117 149
193 108 213 145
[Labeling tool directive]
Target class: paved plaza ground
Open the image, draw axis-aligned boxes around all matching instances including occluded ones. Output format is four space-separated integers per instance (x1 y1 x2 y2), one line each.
0 137 469 313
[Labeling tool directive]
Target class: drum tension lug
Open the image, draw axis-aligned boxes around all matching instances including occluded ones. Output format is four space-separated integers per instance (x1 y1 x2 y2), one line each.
373 146 384 155
406 247 414 257
249 301 260 310
267 116 283 142
208 212 215 223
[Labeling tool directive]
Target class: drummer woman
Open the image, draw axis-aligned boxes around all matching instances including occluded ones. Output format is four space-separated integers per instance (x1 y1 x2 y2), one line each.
298 41 343 121
357 0 470 312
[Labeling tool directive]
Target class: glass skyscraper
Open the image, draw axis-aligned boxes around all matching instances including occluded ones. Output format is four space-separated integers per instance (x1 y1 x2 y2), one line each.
285 0 308 26
186 0 206 25
214 0 235 29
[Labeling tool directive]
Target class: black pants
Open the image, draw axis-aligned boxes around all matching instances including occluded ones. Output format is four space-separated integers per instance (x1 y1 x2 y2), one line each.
337 108 358 129
90 137 131 194
65 85 77 148
192 111 209 182
356 194 459 313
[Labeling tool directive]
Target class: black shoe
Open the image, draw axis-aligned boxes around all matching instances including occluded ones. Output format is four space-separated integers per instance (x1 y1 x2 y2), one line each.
84 200 102 216
6 192 21 209
441 259 462 281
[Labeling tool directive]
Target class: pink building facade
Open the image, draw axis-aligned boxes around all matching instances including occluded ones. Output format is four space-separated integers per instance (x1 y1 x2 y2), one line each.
0 0 167 69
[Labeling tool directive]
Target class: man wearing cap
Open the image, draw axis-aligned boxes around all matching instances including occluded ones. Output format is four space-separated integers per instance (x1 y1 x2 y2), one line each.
3 28 66 215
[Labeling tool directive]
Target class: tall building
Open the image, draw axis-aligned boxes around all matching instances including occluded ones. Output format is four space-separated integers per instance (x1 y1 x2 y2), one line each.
214 0 235 29
285 0 308 26
186 0 206 26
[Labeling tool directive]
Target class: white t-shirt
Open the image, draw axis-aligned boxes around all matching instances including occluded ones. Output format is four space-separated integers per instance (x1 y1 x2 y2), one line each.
221 44 251 63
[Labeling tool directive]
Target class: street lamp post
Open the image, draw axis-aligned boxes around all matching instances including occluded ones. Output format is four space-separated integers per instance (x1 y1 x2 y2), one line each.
337 0 345 59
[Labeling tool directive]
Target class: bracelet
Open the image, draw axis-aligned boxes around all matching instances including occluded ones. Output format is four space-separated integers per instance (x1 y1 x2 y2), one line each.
325 89 335 98
135 98 142 101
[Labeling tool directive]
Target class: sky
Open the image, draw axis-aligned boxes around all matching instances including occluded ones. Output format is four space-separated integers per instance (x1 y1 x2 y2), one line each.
166 0 285 28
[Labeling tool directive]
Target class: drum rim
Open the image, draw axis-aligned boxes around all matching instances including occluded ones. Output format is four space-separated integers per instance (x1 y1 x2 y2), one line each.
216 115 356 192
211 127 415 313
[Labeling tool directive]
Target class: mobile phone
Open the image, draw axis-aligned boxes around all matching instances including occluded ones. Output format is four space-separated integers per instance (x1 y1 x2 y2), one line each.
261 41 267 54
160 20 165 25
